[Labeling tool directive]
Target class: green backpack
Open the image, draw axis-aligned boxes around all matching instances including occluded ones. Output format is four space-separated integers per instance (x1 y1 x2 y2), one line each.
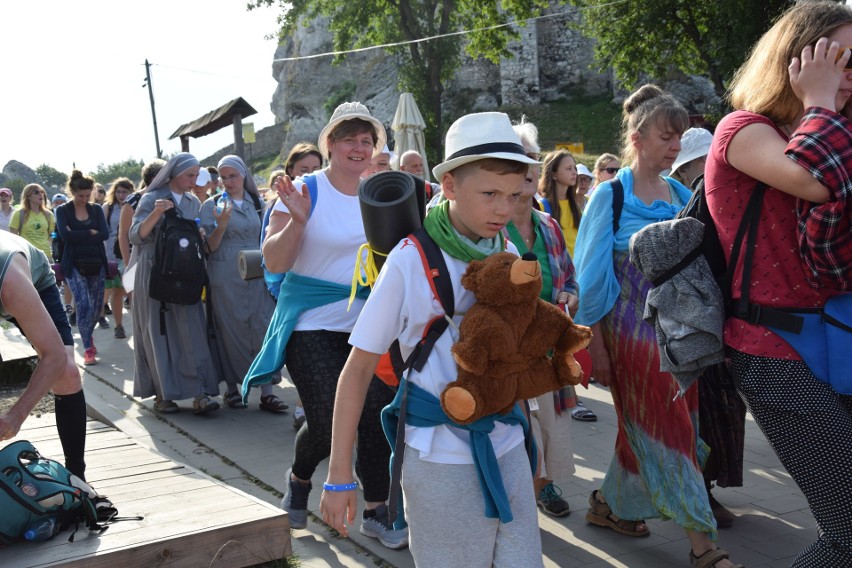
0 440 113 543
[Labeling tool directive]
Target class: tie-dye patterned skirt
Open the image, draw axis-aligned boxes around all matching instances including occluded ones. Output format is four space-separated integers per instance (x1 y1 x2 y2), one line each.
599 253 717 537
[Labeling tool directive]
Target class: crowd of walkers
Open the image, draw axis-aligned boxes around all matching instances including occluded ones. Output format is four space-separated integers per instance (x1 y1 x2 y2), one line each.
0 2 850 566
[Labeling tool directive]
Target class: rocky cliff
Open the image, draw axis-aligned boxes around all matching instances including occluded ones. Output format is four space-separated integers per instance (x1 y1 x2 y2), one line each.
267 3 609 161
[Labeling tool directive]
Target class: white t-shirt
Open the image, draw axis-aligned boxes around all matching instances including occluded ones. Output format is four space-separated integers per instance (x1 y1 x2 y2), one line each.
273 171 366 331
350 237 524 465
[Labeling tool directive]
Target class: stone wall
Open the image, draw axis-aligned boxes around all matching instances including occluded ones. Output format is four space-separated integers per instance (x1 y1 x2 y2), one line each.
268 2 612 159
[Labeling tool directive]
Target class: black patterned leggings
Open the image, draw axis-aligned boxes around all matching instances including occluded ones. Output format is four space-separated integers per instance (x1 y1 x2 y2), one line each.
286 330 394 503
730 349 852 567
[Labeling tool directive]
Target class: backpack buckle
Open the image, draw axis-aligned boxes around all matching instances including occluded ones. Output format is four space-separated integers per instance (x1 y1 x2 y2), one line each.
745 303 762 325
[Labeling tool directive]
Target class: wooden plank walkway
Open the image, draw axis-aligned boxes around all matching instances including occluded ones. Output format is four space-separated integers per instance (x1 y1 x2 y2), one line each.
0 325 37 363
0 416 291 567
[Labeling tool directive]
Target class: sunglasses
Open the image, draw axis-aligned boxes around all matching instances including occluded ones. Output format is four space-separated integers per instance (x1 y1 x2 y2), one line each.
838 47 852 71
601 167 619 175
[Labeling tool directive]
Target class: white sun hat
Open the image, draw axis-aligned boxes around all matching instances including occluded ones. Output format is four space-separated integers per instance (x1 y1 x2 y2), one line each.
671 128 713 174
317 101 387 161
379 144 397 163
576 163 593 179
195 168 211 186
433 112 539 179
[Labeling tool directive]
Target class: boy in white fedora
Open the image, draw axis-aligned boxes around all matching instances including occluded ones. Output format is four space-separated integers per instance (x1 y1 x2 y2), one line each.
320 112 544 567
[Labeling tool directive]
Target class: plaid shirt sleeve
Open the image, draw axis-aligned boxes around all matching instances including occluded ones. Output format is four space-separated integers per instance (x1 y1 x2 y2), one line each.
786 107 852 292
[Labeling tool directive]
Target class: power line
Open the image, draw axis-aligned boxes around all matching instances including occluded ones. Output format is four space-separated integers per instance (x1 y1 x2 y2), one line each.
272 1 628 63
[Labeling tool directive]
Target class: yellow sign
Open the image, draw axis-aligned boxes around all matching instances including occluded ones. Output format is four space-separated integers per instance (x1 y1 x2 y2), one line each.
555 142 585 154
243 123 256 144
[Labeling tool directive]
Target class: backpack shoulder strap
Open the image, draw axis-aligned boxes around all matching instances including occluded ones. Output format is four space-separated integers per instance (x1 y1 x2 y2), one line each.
248 191 263 221
303 174 318 218
386 227 454 527
405 227 454 373
610 178 624 235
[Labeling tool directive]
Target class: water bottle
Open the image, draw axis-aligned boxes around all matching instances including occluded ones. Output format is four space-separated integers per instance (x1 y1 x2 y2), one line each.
24 516 60 541
216 192 230 214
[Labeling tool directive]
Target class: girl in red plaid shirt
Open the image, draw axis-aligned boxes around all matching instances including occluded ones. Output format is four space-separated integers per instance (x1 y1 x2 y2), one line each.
704 2 852 567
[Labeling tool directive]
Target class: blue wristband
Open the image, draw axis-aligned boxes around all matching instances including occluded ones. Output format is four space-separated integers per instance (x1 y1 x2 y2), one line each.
323 481 358 492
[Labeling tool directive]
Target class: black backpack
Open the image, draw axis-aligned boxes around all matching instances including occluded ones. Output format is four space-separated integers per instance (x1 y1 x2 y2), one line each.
148 200 207 324
386 228 454 523
612 175 766 314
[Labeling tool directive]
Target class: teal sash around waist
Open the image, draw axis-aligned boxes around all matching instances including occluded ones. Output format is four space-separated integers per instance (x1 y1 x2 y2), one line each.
241 271 370 402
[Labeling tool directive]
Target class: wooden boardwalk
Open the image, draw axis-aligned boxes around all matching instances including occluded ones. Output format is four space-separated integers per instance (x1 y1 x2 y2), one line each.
0 416 291 567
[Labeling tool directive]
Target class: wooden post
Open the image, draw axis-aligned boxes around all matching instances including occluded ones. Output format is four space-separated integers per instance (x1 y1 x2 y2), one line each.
233 114 244 159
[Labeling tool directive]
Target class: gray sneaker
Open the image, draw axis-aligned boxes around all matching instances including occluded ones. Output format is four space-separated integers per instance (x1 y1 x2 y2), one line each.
537 482 571 517
280 468 311 529
360 503 409 550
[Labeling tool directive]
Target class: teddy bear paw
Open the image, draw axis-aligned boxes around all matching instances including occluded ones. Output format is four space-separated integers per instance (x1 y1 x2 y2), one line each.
442 386 477 423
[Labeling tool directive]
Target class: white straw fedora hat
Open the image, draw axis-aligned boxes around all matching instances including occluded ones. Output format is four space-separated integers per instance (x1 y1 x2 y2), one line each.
317 101 387 161
432 112 539 179
671 127 713 174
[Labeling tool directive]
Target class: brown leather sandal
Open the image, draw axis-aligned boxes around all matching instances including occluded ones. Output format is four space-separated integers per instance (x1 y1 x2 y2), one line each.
585 490 650 537
689 547 745 568
259 394 288 414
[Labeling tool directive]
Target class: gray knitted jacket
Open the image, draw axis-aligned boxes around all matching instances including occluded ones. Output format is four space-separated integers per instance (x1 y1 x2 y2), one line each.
629 217 725 394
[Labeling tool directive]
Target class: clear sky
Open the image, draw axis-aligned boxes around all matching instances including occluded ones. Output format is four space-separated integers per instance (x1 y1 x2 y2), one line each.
0 1 282 174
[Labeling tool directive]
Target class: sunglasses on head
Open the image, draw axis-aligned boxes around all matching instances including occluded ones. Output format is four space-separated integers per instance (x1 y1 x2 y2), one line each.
837 47 852 71
602 167 619 175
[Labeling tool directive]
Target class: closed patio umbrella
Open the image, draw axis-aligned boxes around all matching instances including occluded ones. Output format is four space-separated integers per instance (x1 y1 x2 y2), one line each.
391 92 430 182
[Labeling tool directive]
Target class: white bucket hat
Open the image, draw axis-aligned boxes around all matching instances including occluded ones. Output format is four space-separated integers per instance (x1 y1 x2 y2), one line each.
576 163 593 179
195 168 211 187
379 144 397 163
317 101 387 161
671 128 713 174
433 112 539 179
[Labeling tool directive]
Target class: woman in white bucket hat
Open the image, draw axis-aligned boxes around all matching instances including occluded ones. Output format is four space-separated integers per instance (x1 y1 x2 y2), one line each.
245 102 408 549
670 127 713 188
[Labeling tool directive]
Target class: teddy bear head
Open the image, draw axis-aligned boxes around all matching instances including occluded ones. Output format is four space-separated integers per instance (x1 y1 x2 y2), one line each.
461 251 542 306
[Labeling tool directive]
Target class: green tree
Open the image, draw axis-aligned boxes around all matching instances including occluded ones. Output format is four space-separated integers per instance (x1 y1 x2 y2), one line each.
566 0 792 98
93 158 146 186
250 0 549 158
35 164 68 190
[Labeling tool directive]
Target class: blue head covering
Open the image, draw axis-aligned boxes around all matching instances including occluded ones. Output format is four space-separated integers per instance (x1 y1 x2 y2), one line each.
147 152 200 192
217 154 260 200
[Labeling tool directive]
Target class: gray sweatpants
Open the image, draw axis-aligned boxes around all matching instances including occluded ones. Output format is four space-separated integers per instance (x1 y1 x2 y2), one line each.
402 443 543 568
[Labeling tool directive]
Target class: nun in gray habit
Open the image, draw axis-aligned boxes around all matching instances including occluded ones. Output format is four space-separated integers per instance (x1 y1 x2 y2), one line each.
199 155 286 413
129 152 220 415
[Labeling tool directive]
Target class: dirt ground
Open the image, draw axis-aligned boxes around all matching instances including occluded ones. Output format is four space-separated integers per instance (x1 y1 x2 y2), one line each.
0 383 55 417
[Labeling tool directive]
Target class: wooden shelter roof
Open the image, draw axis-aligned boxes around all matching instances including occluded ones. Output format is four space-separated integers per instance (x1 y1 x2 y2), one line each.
168 97 257 139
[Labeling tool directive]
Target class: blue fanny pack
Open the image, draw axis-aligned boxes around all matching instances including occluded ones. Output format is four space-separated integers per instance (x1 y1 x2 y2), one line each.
764 294 852 394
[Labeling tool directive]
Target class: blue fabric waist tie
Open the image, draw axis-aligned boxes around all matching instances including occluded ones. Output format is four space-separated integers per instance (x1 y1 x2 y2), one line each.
241 271 370 402
381 378 536 524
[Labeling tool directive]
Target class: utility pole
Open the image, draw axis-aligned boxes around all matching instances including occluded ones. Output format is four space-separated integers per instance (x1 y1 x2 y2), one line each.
143 59 162 158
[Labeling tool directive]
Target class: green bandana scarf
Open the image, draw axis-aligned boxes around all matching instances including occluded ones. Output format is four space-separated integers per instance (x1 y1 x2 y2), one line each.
423 200 504 262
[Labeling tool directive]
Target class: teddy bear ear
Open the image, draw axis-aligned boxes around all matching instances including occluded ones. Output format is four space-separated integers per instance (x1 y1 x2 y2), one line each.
461 259 483 290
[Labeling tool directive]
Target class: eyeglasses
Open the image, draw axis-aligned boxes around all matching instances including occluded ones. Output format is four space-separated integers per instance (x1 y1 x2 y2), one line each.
602 167 619 175
837 46 852 71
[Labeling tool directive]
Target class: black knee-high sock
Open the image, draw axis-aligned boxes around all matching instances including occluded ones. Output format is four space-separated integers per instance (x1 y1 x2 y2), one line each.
54 389 87 480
